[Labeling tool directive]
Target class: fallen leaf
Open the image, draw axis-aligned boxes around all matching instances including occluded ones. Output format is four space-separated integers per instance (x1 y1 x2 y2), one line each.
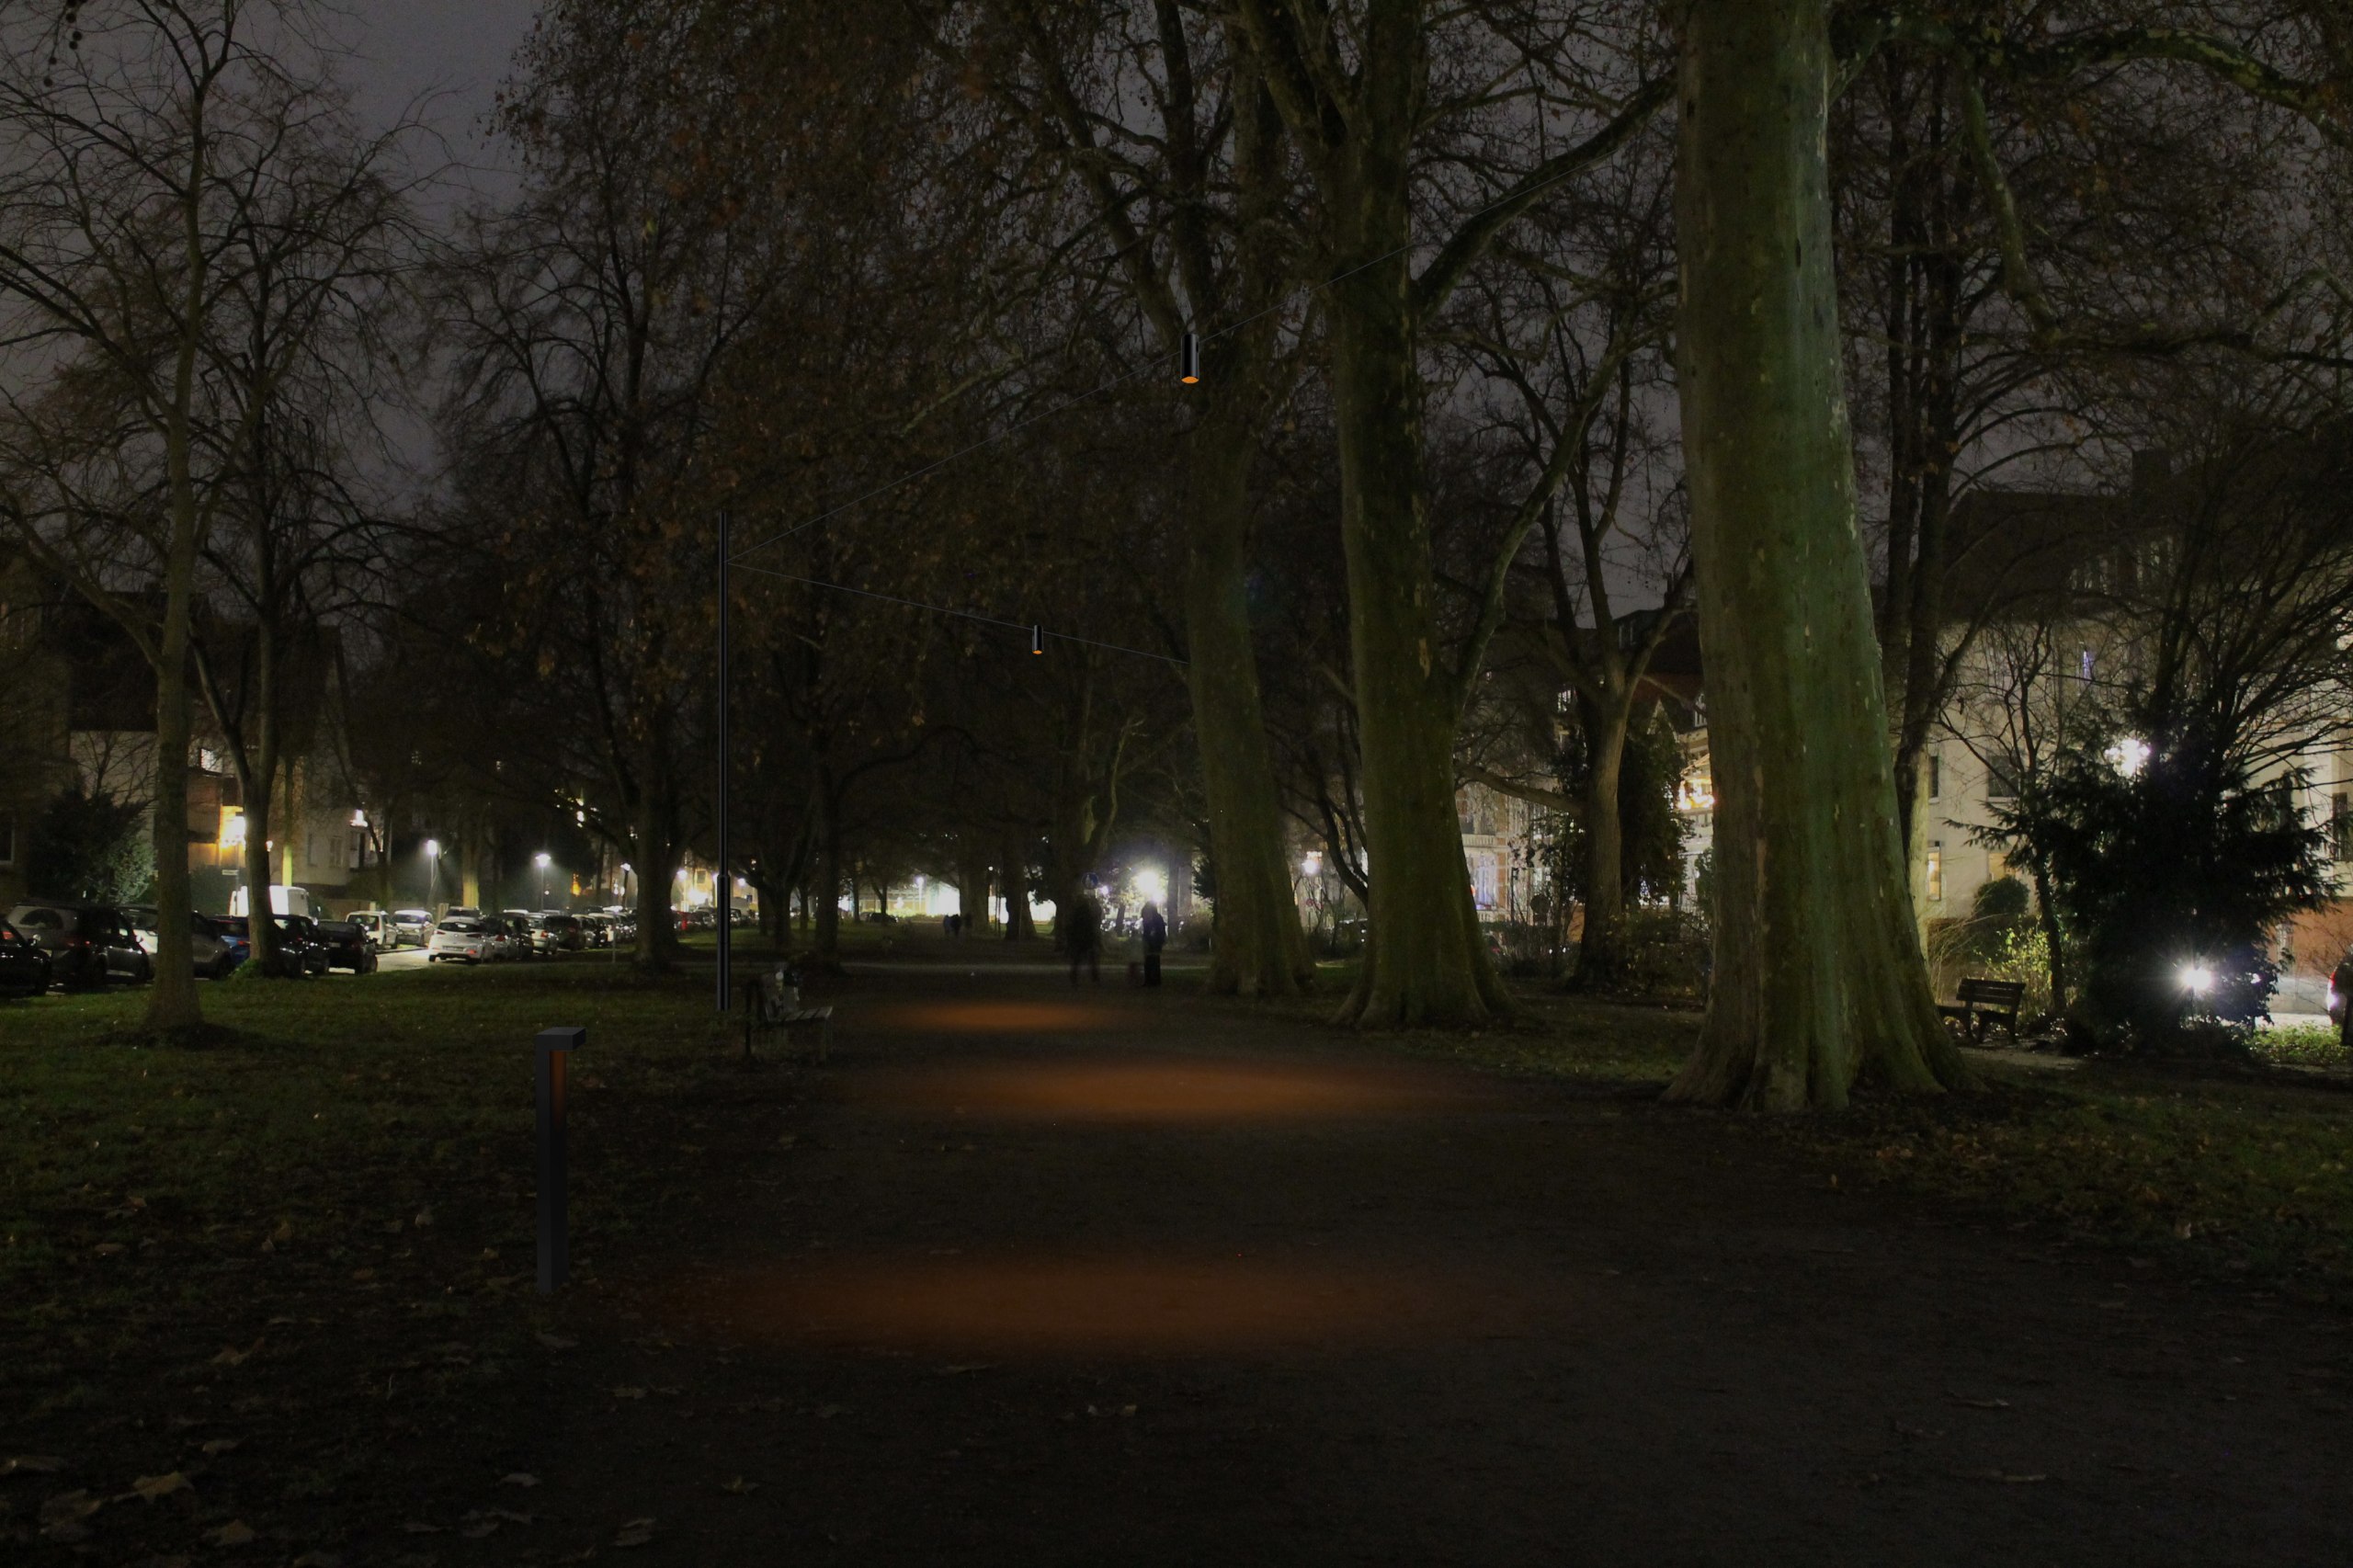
403 1520 447 1534
199 1439 240 1456
1946 1395 2012 1410
537 1334 578 1351
935 1364 996 1376
414 1208 435 1228
209 1519 256 1547
94 1242 126 1256
350 1268 376 1282
500 1472 540 1489
813 1404 847 1419
211 1346 251 1368
719 1477 757 1494
460 1520 498 1540
613 1518 656 1549
3 1456 65 1475
130 1471 191 1500
271 1221 292 1242
487 1508 536 1525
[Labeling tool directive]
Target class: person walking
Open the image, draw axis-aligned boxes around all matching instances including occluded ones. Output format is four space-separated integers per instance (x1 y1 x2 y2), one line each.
1140 900 1167 987
1066 887 1103 986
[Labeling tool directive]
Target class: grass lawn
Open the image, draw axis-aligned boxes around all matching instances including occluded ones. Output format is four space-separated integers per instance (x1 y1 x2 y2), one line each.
0 960 743 1487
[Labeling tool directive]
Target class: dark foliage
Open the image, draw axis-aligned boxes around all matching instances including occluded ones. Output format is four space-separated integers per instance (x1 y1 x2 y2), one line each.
1992 715 2331 1051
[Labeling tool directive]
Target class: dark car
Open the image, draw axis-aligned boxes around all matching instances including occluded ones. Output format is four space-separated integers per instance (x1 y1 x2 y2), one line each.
216 914 328 978
537 913 585 951
5 902 153 990
0 915 53 998
124 904 244 980
314 919 380 973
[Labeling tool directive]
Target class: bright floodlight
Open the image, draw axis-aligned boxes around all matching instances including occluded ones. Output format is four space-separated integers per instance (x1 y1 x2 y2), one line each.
2107 735 2152 778
425 838 439 858
536 851 551 869
2180 963 2213 996
1134 868 1167 904
1301 851 1323 877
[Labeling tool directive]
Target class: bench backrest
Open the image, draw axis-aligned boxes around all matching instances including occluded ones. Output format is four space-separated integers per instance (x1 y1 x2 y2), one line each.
1955 977 2026 1006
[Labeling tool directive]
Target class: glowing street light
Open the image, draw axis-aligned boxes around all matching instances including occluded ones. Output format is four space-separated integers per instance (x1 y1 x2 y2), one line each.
425 838 440 909
1133 867 1167 905
2106 735 2152 778
2180 963 2214 997
536 850 553 908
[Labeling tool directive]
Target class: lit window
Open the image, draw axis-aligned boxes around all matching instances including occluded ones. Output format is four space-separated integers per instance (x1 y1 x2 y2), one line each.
1927 843 1946 903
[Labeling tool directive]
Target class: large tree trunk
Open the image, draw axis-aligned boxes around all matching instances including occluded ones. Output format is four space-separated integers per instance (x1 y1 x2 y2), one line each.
956 840 992 933
811 781 845 967
1572 705 1631 988
1665 0 1969 1109
999 835 1035 941
1184 351 1312 999
631 791 681 971
1325 267 1507 1027
146 514 202 1033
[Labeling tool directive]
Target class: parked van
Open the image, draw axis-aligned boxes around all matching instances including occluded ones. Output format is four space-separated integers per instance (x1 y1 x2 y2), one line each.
229 885 313 920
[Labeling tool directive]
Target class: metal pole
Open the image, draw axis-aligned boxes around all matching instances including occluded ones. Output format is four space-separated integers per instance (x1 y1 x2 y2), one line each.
536 1026 585 1293
717 509 732 1013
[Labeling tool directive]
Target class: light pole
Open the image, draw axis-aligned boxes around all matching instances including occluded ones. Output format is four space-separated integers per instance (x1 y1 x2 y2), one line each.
426 839 440 914
535 851 552 909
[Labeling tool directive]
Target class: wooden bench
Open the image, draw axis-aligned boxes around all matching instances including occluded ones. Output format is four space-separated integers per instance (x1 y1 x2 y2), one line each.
741 971 832 1062
1938 977 2026 1044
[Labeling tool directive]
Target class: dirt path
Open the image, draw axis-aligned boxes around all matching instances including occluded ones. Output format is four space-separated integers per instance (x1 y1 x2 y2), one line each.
396 965 2349 1565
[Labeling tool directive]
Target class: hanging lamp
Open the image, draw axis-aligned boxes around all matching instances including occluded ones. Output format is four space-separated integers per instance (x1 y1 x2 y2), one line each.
1179 331 1199 384
1031 624 1045 655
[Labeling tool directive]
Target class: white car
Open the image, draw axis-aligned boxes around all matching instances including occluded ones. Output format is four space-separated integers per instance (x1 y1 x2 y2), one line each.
428 916 498 965
392 908 434 945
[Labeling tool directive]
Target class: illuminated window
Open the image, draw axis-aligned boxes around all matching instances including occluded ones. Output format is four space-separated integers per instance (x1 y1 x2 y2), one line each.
1927 842 1946 903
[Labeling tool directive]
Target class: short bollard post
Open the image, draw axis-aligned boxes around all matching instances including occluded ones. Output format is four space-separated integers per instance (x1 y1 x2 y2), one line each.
537 1026 586 1293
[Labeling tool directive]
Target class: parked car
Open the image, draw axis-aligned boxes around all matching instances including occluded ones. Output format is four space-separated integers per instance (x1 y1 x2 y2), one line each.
6 902 154 990
429 916 496 964
537 913 585 951
392 909 435 945
314 919 380 973
577 912 611 948
442 906 483 923
347 911 396 949
0 915 53 998
216 914 327 978
122 903 243 980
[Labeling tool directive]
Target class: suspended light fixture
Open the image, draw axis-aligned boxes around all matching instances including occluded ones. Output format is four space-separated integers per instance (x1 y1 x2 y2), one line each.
1179 331 1200 384
1031 624 1044 655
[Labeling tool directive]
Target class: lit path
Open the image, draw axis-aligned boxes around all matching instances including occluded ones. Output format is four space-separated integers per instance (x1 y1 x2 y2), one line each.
507 963 2348 1566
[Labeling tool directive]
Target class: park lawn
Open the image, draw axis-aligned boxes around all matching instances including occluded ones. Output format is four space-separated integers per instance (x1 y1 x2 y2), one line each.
0 961 736 1434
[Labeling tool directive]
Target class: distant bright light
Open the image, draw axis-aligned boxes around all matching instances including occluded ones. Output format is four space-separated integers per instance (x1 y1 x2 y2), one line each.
219 809 246 849
1301 852 1323 878
2107 736 2152 778
350 808 368 827
2180 963 2213 996
1133 868 1167 904
425 838 439 858
535 852 552 869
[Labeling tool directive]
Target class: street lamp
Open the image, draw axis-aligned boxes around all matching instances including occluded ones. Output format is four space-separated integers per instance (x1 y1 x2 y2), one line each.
535 851 552 909
425 839 440 911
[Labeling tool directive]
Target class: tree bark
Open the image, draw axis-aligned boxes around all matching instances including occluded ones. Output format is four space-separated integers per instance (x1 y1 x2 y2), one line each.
1186 402 1313 997
1665 0 1970 1108
811 778 844 966
1324 268 1508 1026
1000 834 1035 941
1573 703 1631 987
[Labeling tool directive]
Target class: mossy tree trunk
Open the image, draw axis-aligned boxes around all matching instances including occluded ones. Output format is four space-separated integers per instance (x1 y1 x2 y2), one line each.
1665 0 1970 1109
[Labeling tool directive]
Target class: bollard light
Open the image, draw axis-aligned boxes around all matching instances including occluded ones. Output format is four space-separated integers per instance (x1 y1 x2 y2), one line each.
537 1026 586 1292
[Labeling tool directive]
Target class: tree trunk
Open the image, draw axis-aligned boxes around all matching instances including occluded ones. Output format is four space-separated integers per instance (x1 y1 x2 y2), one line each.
1000 835 1035 941
1325 266 1507 1027
631 793 681 970
1572 706 1631 988
1185 375 1312 997
1665 0 1969 1108
146 599 201 1031
957 843 992 932
812 783 845 966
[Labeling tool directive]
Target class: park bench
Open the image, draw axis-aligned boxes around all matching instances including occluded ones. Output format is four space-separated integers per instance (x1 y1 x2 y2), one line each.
740 967 832 1062
1938 977 2026 1044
